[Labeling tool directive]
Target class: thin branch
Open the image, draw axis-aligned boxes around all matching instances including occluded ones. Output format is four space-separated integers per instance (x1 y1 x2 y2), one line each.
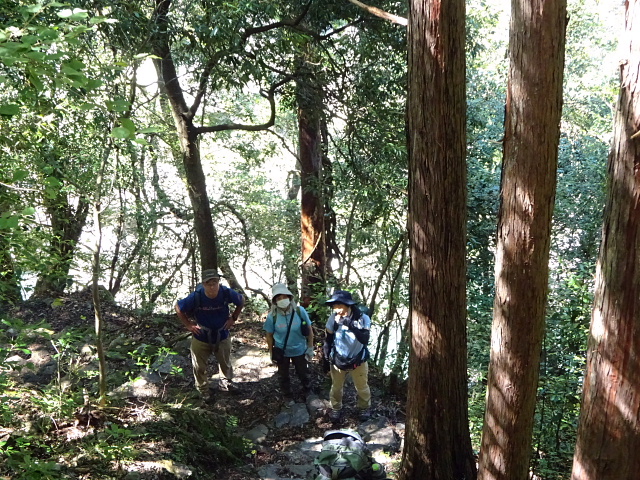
316 18 366 40
189 52 226 118
196 76 293 133
244 286 271 305
346 0 407 26
266 128 299 162
241 1 312 43
0 182 39 193
368 232 407 315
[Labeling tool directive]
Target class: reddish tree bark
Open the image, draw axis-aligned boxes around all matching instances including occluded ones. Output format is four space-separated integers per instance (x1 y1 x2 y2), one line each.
400 0 476 478
297 64 327 308
477 1 567 479
571 2 640 479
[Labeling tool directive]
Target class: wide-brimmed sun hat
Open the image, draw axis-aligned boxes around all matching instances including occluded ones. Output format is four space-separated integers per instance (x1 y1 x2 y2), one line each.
271 283 294 301
325 290 356 306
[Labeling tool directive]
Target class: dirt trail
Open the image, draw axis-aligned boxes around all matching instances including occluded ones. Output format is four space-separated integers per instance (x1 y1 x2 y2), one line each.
2 292 405 479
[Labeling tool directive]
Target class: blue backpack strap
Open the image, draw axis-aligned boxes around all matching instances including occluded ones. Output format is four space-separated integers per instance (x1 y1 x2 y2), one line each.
218 285 233 305
193 284 204 312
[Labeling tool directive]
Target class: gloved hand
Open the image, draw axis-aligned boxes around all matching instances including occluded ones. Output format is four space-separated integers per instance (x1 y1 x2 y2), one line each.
305 347 314 362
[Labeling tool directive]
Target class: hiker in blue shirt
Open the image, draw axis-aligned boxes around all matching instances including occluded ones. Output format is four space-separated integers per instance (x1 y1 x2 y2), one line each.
323 290 372 422
264 283 314 399
175 269 244 398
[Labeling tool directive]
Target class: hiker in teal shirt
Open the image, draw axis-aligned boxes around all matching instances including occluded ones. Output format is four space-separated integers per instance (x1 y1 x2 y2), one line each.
264 283 314 399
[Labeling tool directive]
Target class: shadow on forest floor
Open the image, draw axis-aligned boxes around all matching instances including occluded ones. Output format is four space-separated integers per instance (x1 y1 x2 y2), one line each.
0 289 406 479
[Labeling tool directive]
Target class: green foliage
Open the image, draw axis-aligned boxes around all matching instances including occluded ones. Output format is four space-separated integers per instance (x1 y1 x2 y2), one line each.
3 435 60 480
144 406 249 473
0 314 248 479
0 0 130 298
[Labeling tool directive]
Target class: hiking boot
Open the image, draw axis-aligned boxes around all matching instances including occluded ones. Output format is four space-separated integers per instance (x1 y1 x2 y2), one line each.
329 409 343 423
194 387 213 403
218 378 238 393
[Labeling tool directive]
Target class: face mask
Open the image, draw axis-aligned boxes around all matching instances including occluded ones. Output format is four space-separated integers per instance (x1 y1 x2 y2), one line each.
276 298 291 309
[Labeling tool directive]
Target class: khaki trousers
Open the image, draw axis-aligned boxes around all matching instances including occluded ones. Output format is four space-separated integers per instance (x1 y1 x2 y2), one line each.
329 361 371 410
190 336 233 392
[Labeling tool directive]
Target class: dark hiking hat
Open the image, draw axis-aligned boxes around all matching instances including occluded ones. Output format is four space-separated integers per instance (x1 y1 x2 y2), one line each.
201 269 221 283
325 290 357 306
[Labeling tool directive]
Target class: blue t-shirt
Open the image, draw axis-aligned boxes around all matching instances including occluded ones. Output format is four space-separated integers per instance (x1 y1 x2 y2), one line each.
263 306 312 357
326 310 371 359
178 285 243 343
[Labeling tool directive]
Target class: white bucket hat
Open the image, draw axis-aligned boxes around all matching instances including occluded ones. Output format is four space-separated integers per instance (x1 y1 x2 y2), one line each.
271 283 293 302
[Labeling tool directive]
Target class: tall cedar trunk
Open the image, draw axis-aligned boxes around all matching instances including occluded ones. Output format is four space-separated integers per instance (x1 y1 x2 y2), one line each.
153 0 219 272
298 72 326 308
571 2 640 479
477 1 567 479
400 0 476 478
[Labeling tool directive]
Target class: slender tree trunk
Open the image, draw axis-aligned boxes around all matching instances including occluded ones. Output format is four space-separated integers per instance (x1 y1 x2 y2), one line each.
571 2 640 478
34 169 89 297
92 147 110 407
400 0 476 478
377 238 408 370
477 1 567 479
0 188 21 303
152 0 219 272
0 238 20 304
389 312 410 395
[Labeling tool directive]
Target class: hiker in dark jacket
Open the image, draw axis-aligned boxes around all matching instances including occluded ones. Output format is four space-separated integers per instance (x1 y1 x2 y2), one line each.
323 290 372 422
175 269 244 397
264 283 314 398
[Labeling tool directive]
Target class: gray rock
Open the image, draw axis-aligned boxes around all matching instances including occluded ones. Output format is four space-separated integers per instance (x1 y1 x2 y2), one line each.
273 402 311 428
274 410 291 428
245 423 269 444
29 347 52 366
283 463 313 479
110 374 161 398
257 464 282 480
173 338 191 354
140 370 163 384
284 436 323 461
359 417 400 454
5 355 25 366
306 394 329 415
151 355 180 375
288 403 310 427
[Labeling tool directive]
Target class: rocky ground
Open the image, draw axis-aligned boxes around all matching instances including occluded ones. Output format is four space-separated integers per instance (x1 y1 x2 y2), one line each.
1 289 407 479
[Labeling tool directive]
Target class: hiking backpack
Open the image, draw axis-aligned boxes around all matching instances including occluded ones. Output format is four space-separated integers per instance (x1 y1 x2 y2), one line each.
314 430 387 480
193 284 232 311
